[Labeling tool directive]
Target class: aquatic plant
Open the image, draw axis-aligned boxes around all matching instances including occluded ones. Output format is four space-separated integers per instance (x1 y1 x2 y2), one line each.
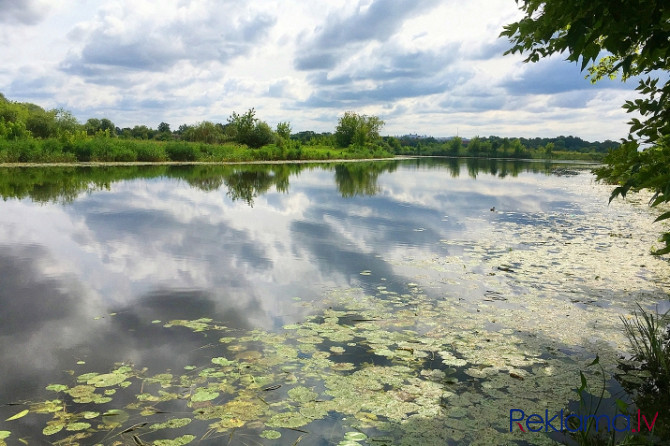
621 304 670 392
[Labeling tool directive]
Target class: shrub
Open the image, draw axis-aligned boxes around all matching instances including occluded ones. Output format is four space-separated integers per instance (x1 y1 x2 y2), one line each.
166 142 199 161
135 142 167 162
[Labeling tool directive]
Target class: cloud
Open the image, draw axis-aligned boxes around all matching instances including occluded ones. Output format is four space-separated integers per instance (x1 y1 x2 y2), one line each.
298 44 464 108
0 0 50 25
500 57 630 95
62 1 276 77
294 0 441 71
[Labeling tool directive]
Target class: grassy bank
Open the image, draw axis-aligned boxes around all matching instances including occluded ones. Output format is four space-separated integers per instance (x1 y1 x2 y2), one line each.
0 136 394 164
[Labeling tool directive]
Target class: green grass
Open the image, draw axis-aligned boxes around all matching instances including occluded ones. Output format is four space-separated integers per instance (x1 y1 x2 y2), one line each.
0 137 394 164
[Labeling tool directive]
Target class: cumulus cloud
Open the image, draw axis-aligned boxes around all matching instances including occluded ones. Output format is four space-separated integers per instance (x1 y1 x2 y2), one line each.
298 44 464 107
500 58 629 95
294 0 441 71
0 0 50 25
62 0 276 77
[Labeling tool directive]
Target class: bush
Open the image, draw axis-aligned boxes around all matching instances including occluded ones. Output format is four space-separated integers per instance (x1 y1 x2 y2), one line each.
166 142 199 161
134 142 167 162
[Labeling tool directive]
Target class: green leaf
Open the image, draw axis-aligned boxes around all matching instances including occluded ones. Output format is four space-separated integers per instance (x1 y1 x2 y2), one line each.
654 211 670 222
615 399 628 413
5 409 29 421
578 371 587 394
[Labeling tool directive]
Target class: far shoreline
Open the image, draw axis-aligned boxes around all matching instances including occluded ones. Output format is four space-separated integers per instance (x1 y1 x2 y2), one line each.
0 155 602 168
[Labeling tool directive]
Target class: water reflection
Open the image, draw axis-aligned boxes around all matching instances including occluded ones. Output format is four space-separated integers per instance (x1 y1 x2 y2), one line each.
0 158 589 204
2 158 664 444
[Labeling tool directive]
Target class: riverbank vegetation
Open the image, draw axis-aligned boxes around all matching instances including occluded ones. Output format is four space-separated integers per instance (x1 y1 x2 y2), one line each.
1 92 614 164
385 134 615 161
0 95 392 163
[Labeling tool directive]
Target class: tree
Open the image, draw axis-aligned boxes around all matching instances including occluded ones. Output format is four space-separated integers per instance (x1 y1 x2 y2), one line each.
467 136 482 157
276 121 291 140
131 125 151 140
53 108 80 136
227 108 274 148
25 108 56 138
335 112 384 148
544 142 554 159
157 122 171 133
502 0 670 254
447 137 462 156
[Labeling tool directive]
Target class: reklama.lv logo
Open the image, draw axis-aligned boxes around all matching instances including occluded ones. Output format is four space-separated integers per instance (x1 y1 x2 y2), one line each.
510 409 659 433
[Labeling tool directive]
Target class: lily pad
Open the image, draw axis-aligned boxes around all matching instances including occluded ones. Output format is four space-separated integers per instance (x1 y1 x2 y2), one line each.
45 384 68 392
288 386 318 403
190 387 219 402
5 409 28 421
41 427 64 442
87 372 128 388
266 411 311 428
153 435 196 446
260 430 282 439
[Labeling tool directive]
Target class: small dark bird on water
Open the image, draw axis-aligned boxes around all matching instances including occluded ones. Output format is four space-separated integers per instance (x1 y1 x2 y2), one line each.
490 207 495 212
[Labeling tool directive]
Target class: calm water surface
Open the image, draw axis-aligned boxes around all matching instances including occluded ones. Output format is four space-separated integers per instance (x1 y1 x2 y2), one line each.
0 159 667 445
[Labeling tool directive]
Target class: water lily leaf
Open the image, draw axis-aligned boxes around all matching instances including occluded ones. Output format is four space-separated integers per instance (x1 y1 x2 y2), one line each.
211 357 235 366
288 386 317 403
150 418 192 430
31 400 63 414
191 388 219 402
46 384 68 392
43 424 64 435
66 422 91 431
5 409 28 421
260 430 281 439
102 409 129 426
344 431 368 441
153 435 196 446
266 411 311 428
87 372 128 387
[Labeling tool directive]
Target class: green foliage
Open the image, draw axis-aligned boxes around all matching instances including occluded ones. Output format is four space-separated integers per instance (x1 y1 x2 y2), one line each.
165 142 199 161
276 121 291 140
25 108 55 138
131 125 152 140
502 0 670 254
621 305 670 393
501 0 668 75
595 138 670 254
157 122 171 133
181 121 226 144
227 108 274 148
335 112 384 148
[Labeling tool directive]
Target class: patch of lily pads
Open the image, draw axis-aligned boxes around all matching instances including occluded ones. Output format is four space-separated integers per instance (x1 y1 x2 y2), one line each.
11 287 604 445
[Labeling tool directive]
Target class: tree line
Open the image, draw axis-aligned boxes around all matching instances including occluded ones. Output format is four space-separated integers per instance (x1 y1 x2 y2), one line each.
384 135 616 160
0 93 395 162
0 91 614 163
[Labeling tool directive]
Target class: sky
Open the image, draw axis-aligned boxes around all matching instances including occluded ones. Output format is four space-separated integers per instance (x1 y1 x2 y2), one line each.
0 0 642 141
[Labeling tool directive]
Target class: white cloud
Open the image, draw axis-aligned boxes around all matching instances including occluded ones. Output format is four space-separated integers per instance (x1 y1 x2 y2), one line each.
0 0 641 140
